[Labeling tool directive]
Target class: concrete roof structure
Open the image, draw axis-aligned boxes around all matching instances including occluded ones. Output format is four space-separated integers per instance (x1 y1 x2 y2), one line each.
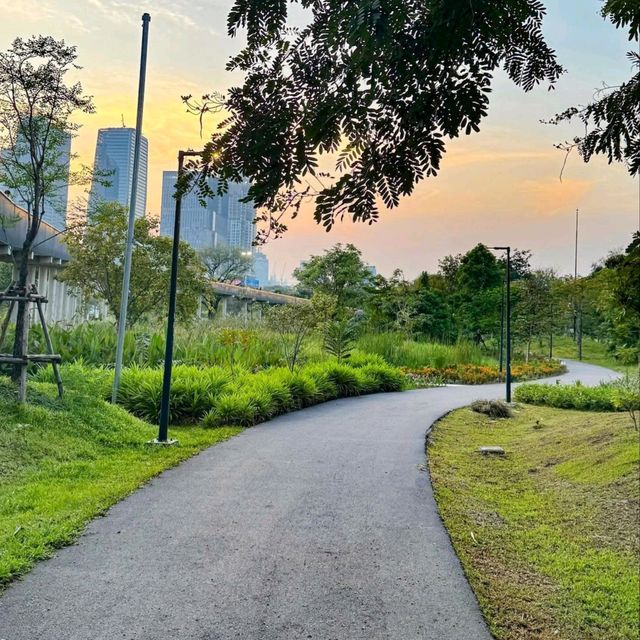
0 191 70 264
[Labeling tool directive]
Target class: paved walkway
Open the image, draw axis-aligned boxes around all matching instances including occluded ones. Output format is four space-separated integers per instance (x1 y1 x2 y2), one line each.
0 361 618 640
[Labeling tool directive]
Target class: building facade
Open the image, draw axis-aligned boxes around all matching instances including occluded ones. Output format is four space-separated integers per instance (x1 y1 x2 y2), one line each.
89 128 148 218
159 176 256 252
159 172 228 251
251 251 270 287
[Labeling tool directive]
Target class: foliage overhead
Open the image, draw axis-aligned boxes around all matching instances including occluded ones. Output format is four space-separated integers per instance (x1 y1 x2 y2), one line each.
549 1 639 176
189 0 563 239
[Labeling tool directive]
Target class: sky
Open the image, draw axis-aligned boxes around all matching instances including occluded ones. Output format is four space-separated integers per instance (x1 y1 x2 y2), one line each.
1 0 638 281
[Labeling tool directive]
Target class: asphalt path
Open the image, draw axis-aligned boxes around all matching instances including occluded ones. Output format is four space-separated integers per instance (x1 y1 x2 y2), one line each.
0 360 618 640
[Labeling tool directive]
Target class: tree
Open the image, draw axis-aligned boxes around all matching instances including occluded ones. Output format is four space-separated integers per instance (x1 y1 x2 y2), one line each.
0 36 96 391
513 270 556 361
454 244 503 345
200 245 254 317
200 245 253 282
60 202 206 326
550 3 639 175
187 0 562 239
265 294 335 371
293 243 372 308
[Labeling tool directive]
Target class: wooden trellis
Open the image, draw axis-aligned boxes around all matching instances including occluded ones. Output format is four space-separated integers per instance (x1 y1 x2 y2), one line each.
0 283 63 399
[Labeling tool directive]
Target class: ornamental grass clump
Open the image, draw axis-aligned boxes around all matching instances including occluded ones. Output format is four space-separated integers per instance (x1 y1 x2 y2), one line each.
471 399 513 419
115 365 233 424
203 392 258 427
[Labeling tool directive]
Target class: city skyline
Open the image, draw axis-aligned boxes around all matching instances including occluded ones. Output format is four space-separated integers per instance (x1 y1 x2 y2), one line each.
1 0 637 279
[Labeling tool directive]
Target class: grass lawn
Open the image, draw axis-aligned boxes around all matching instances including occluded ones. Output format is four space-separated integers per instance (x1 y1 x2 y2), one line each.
546 336 635 375
0 377 241 589
428 404 639 640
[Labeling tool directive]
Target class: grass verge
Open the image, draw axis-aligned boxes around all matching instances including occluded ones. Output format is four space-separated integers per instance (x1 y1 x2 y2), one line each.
428 404 639 640
0 378 241 589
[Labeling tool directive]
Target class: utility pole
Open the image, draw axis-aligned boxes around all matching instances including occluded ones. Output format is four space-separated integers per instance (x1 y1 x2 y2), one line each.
154 149 203 444
492 247 512 402
574 208 582 361
112 13 151 404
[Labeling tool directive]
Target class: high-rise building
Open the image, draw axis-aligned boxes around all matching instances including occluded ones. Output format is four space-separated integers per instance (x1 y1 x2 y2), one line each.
0 130 71 231
159 175 256 252
226 180 256 251
88 128 148 218
159 172 228 250
251 251 270 287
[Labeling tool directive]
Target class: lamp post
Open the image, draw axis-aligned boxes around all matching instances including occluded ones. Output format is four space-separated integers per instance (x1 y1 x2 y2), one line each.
491 246 512 403
153 149 203 444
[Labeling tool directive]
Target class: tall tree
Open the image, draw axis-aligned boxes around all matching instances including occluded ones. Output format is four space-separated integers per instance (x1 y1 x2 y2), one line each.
200 245 254 317
455 244 503 345
293 243 373 308
187 0 563 239
0 36 95 389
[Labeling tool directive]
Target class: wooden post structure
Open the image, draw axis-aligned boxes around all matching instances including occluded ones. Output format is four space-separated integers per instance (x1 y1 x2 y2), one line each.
0 283 63 400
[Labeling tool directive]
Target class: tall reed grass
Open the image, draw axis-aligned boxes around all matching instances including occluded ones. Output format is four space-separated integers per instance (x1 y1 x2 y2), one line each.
355 333 493 368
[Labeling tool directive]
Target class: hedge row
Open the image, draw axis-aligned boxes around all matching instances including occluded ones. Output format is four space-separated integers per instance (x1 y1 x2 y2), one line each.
515 378 640 412
114 358 405 427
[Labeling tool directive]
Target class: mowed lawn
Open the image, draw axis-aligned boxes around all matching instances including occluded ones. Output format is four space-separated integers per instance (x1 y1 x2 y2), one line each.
0 377 241 589
429 405 639 640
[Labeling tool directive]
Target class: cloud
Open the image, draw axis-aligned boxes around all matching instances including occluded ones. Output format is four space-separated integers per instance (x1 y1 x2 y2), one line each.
85 0 219 36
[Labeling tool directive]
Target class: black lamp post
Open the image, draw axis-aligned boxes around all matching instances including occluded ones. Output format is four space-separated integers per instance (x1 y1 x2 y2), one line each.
491 246 512 403
153 149 203 444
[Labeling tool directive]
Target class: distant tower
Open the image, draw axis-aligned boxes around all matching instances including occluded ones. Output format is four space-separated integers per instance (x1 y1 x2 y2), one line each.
89 128 148 218
251 251 270 286
226 180 256 251
159 175 256 252
159 171 225 250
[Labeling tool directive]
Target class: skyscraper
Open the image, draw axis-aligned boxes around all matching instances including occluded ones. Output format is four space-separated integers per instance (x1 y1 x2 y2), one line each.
226 180 256 251
88 128 148 218
159 175 256 252
159 172 228 250
0 130 71 231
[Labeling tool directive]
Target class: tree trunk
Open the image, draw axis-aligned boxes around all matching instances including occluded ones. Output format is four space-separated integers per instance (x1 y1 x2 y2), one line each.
11 204 39 402
11 246 31 402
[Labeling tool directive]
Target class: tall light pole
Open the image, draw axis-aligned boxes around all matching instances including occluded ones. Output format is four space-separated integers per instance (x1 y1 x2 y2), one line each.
153 149 203 444
491 246 512 403
574 208 582 360
112 13 151 404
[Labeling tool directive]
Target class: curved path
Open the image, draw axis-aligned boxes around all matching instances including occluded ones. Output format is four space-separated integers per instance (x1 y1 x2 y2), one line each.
0 361 618 639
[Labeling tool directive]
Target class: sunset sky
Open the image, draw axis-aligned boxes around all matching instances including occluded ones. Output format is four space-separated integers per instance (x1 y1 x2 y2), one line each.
1 0 638 281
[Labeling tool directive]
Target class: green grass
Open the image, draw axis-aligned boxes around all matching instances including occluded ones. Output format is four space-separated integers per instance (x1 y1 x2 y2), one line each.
545 335 635 374
0 377 242 588
429 405 639 640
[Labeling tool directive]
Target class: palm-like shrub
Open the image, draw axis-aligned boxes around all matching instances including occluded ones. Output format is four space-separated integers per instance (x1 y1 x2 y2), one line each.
203 392 257 427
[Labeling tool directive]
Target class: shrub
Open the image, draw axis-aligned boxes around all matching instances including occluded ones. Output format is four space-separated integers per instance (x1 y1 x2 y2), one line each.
471 399 513 418
359 363 405 392
115 365 232 424
319 362 363 397
305 367 340 401
515 376 640 423
203 392 257 427
270 369 319 408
